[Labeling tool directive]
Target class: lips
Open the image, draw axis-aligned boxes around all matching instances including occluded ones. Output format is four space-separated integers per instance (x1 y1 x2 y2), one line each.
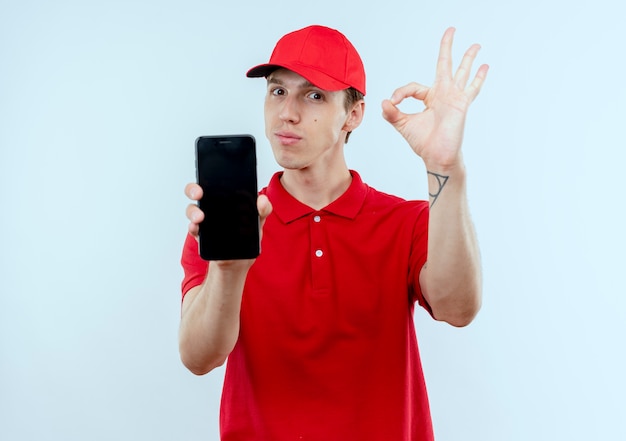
275 131 302 146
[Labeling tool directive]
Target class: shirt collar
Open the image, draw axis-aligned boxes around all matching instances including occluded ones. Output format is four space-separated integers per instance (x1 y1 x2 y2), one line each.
265 170 368 224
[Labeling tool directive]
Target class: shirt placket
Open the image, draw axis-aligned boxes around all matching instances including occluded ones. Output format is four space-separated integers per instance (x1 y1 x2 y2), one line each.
310 212 331 295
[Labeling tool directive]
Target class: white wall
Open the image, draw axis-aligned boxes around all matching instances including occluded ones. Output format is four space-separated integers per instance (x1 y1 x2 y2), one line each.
1 1 624 440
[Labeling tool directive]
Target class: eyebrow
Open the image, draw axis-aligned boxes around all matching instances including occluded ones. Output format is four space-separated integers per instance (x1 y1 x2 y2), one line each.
267 76 317 90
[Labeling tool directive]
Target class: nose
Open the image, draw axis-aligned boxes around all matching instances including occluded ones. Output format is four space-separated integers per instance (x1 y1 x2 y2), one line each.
278 95 300 124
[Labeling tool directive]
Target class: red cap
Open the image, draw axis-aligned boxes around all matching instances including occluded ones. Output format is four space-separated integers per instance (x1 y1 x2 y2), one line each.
246 25 366 95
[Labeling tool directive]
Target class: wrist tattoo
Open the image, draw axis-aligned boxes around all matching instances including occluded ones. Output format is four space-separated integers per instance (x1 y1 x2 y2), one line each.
427 171 449 207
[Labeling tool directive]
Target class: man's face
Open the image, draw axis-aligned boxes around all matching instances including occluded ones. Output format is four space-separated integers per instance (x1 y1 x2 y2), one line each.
264 69 355 172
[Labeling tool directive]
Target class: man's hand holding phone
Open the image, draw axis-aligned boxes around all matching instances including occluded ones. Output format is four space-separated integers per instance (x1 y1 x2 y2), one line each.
184 183 272 259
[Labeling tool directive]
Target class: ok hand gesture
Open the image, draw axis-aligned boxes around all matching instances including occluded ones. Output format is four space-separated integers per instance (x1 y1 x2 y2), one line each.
382 27 488 172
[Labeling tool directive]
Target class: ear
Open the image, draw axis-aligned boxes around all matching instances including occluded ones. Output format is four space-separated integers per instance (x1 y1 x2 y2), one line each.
342 100 365 133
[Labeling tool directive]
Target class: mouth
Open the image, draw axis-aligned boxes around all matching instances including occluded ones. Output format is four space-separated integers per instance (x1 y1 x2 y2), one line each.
275 131 302 146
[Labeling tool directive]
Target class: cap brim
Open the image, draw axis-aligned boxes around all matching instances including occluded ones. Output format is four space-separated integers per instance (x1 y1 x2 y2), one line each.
246 64 280 79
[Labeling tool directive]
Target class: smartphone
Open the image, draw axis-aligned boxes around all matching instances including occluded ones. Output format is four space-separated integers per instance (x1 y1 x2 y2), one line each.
195 134 259 260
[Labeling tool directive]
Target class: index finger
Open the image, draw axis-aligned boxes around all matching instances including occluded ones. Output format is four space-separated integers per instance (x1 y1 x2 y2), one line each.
389 81 430 105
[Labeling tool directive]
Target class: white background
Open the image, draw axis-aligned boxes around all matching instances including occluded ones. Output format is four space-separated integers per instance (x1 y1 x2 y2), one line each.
1 0 625 440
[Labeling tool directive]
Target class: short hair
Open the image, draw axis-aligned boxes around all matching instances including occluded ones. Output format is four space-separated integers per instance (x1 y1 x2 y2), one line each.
343 87 364 144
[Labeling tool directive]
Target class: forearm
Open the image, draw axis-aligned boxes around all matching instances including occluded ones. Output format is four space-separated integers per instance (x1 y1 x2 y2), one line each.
178 261 251 375
420 163 482 326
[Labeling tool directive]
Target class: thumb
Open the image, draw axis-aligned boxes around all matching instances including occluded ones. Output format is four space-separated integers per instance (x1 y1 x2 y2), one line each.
257 195 273 245
257 194 273 223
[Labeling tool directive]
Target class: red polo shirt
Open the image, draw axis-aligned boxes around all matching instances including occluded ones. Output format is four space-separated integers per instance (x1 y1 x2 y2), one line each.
181 171 433 441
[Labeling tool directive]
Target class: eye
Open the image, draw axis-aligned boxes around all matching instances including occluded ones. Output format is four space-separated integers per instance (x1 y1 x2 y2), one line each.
271 87 286 96
307 91 324 101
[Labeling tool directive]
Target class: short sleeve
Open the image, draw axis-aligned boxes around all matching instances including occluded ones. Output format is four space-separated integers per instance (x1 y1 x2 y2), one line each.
180 233 208 300
407 202 432 315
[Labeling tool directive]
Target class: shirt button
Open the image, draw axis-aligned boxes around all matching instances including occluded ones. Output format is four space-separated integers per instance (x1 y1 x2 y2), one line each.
315 249 323 257
313 215 321 223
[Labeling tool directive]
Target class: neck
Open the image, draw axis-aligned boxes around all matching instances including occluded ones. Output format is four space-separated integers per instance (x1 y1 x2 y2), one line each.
280 164 352 210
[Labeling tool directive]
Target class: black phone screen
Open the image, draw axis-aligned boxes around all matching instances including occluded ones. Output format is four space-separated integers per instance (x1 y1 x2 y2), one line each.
195 135 259 260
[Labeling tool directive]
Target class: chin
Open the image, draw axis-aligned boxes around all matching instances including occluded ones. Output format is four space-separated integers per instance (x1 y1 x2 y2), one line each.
277 160 304 171
273 151 304 170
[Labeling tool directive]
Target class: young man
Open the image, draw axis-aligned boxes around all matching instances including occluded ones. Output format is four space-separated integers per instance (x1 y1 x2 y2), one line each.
179 25 488 440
